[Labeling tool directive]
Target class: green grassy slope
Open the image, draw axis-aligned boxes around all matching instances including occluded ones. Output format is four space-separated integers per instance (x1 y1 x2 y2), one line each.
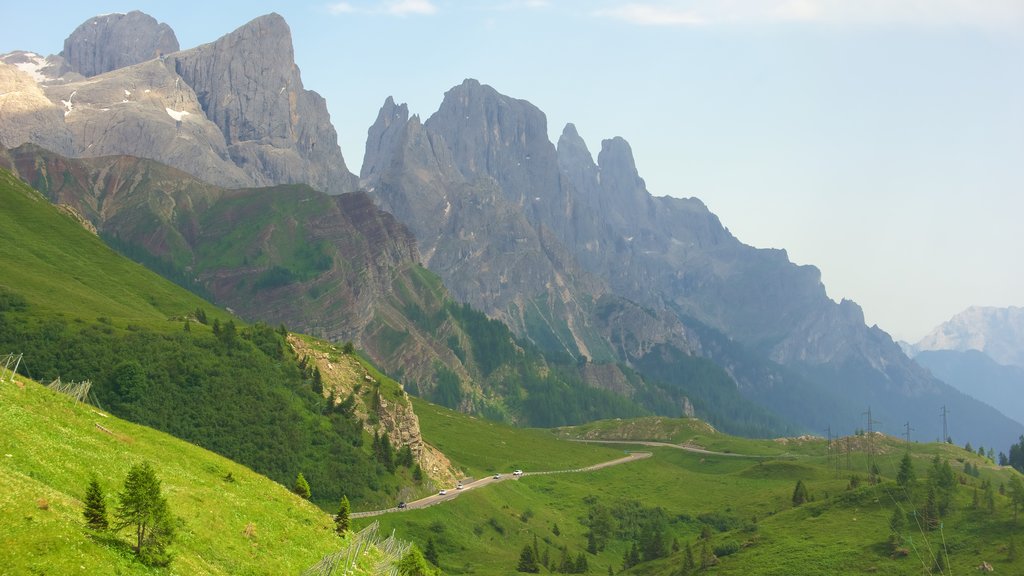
0 375 344 575
365 411 1024 575
0 170 218 325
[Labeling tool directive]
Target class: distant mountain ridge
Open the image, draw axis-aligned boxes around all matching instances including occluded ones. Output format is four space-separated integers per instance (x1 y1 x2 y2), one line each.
912 306 1024 369
915 349 1024 427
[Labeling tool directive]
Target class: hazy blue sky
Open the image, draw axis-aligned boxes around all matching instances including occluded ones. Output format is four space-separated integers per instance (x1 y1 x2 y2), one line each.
3 1 1022 342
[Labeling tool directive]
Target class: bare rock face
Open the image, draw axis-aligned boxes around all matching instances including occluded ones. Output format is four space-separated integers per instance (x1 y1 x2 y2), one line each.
169 13 357 194
0 62 73 155
39 59 253 188
1 12 357 195
61 11 179 78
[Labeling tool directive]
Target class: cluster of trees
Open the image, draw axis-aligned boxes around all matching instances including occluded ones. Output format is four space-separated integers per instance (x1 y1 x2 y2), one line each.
1004 435 1024 473
516 539 588 574
0 297 399 508
83 463 174 566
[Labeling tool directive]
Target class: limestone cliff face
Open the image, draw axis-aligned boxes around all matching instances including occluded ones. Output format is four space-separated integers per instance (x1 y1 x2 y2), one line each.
169 13 357 194
61 11 179 78
0 12 357 194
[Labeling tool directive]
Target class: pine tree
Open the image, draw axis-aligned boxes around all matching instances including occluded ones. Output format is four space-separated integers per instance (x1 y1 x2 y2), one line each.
1009 474 1024 523
83 475 108 531
621 541 640 570
560 547 574 572
412 463 423 483
700 538 717 569
923 484 939 530
383 435 396 472
293 472 311 499
334 495 351 534
424 537 439 565
792 479 809 506
574 551 589 573
684 541 696 571
897 452 916 490
517 544 540 573
312 367 323 394
888 507 905 551
985 479 996 512
398 546 432 576
114 462 174 566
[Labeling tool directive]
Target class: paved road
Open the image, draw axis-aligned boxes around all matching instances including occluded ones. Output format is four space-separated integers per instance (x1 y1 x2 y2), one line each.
352 451 651 519
567 438 772 458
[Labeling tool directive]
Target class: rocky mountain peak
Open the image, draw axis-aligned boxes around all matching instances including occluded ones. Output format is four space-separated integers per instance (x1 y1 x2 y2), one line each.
362 96 410 180
914 306 1024 368
426 78 562 208
61 11 179 78
167 13 357 193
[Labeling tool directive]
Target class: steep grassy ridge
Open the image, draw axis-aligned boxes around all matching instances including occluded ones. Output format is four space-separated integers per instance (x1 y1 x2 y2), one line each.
0 376 344 575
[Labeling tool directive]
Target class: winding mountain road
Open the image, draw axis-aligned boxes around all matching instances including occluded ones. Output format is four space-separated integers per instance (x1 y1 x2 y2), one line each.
566 438 770 457
352 451 651 519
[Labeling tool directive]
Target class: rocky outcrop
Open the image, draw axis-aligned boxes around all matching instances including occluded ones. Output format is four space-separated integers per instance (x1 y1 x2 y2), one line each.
61 11 179 78
287 334 458 484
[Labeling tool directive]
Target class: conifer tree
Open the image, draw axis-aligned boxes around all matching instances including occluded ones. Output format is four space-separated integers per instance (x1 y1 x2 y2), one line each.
684 541 696 571
424 537 439 565
574 551 589 573
700 538 717 569
792 479 809 506
114 462 174 566
312 367 323 394
888 507 905 551
83 475 108 531
1009 474 1024 523
412 463 423 483
517 544 540 573
897 452 916 489
398 546 432 576
560 547 573 572
293 472 311 499
334 495 350 534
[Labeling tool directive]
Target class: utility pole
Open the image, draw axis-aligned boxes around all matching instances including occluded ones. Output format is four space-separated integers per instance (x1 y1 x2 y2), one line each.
863 407 880 467
903 421 914 444
825 425 832 469
940 405 950 443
